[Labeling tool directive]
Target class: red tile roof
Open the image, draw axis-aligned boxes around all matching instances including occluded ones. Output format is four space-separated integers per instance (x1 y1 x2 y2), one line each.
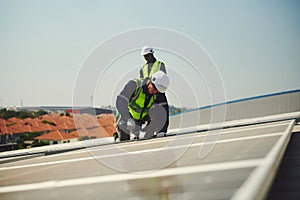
0 118 6 125
0 124 8 134
0 114 116 137
97 114 116 137
69 126 111 139
73 114 101 129
35 130 78 141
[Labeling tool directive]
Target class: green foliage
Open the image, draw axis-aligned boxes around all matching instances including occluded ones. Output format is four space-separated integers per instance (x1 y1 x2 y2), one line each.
34 110 48 117
19 132 42 141
169 105 187 115
80 136 90 141
0 109 48 120
18 111 31 119
18 144 26 149
15 132 43 149
31 140 49 147
6 122 16 127
0 109 15 119
60 112 72 117
41 120 56 126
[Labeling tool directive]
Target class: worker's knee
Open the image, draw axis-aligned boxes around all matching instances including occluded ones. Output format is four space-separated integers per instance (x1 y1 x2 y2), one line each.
149 104 166 119
149 104 167 130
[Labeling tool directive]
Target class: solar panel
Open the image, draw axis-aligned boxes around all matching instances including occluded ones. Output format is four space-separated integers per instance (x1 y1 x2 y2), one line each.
0 120 295 200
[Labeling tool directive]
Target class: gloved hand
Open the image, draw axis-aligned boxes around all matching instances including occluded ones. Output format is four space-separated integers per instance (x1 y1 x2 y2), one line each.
127 118 135 133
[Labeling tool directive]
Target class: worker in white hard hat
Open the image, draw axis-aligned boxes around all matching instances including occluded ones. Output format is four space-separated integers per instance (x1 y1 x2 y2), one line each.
114 71 170 141
140 46 167 77
139 46 169 135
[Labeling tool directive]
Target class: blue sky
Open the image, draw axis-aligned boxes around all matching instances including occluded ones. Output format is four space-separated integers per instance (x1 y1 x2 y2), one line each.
0 0 299 108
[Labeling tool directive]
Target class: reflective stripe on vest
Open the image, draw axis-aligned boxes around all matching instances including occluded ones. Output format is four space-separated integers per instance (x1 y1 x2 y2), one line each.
142 60 162 78
128 79 155 121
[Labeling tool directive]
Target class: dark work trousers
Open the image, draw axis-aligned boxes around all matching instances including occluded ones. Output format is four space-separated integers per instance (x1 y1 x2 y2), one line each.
143 93 169 138
156 92 169 133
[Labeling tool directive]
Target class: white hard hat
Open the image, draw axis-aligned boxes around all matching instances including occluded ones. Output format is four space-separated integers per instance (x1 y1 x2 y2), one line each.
151 71 169 93
141 46 154 56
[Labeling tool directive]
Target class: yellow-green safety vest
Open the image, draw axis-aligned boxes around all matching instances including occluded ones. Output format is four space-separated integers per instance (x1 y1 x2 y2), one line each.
128 79 155 121
142 60 163 78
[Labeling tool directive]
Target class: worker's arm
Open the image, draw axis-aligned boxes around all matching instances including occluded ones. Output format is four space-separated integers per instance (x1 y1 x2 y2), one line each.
139 68 144 78
116 80 137 121
160 62 167 74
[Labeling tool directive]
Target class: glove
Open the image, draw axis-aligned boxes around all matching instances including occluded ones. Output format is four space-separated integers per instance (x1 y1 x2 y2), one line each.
127 118 135 128
127 118 135 133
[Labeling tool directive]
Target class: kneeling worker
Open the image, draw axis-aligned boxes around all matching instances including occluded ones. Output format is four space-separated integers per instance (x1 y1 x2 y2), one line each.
114 71 170 141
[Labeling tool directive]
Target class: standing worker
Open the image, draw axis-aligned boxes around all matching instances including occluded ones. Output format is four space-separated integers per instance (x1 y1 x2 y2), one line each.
114 71 170 141
139 46 169 135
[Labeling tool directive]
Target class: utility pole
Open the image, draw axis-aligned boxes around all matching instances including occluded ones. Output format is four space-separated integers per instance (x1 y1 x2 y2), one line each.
90 95 93 108
21 98 23 108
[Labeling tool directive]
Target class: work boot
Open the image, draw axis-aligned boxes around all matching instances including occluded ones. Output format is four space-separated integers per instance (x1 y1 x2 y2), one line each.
113 132 119 142
119 131 130 141
130 133 139 140
156 132 167 138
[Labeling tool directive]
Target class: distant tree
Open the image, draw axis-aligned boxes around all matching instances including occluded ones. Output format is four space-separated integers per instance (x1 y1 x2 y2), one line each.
80 136 89 140
41 120 56 126
168 105 188 115
18 144 26 149
18 111 31 119
31 140 49 147
19 132 42 142
0 109 49 119
0 109 16 119
35 110 48 117
0 108 7 118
